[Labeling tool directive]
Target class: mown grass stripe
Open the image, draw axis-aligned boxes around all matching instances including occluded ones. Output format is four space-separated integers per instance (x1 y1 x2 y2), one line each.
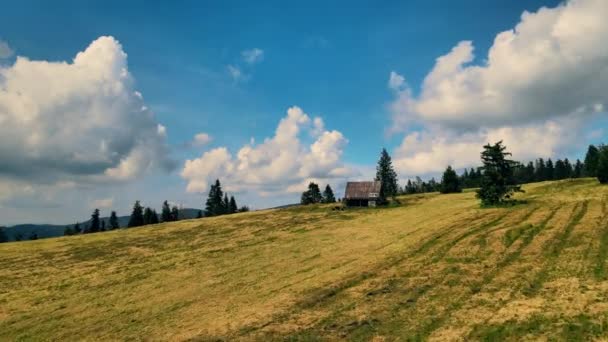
526 201 588 296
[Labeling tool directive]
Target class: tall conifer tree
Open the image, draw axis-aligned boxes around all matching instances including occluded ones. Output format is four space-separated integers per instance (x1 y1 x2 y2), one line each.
375 148 399 201
128 201 144 227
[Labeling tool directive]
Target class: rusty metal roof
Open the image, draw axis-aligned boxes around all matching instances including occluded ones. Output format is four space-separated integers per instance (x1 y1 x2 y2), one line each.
344 181 381 199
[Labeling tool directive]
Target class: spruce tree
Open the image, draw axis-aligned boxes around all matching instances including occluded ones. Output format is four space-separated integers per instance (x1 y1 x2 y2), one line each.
239 205 250 212
535 158 546 181
100 220 106 232
440 166 462 194
171 206 179 221
128 200 144 227
584 145 600 177
151 210 159 224
63 226 74 236
109 211 119 230
0 227 9 242
322 184 336 203
301 182 322 205
229 196 238 214
161 201 172 222
375 148 399 200
89 209 100 233
205 179 224 217
196 210 203 218
554 159 568 180
597 146 608 184
223 194 230 214
525 161 535 183
574 159 584 178
73 222 81 234
143 207 155 225
545 159 555 181
564 158 573 178
476 141 523 206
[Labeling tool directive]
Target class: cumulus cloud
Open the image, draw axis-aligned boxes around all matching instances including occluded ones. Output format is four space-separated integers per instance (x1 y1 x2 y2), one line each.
392 0 608 130
241 48 264 64
0 39 13 59
181 106 354 195
0 36 174 189
389 0 608 175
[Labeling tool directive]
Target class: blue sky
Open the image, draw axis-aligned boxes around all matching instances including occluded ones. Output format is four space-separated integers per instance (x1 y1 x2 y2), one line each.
1 0 607 224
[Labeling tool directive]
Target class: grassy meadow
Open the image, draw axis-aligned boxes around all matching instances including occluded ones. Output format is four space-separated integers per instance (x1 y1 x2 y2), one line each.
2 178 608 340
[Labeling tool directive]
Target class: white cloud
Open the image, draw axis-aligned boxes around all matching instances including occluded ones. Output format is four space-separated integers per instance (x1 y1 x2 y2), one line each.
227 64 246 82
391 0 608 130
192 132 212 146
181 106 354 195
0 36 174 191
389 0 608 175
388 71 405 90
0 39 13 59
241 48 264 64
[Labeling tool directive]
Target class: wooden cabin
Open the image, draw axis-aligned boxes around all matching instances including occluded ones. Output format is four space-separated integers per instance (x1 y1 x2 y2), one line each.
344 181 381 207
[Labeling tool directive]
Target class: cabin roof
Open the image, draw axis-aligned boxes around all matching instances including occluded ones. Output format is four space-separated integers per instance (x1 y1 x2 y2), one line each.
344 181 381 199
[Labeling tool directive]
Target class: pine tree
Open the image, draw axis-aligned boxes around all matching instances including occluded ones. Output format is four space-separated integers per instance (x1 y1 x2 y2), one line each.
161 200 172 222
171 206 179 221
476 141 523 206
73 222 82 234
128 201 144 228
205 179 224 217
597 145 608 184
229 196 238 214
574 159 584 178
109 211 119 230
239 205 250 212
89 209 100 233
322 184 336 203
375 148 399 201
196 210 203 218
440 166 462 194
584 145 600 177
100 220 106 232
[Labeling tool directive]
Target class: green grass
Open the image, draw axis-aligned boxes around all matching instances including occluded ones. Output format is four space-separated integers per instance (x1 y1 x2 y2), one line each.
1 178 608 341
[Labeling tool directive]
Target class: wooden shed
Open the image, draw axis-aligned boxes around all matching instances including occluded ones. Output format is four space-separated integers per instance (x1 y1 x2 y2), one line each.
344 181 381 207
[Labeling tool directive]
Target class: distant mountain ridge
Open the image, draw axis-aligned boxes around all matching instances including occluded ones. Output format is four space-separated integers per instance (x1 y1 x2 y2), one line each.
2 208 202 241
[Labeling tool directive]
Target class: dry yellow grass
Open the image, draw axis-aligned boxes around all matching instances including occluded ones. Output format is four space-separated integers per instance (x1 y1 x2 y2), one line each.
2 178 608 341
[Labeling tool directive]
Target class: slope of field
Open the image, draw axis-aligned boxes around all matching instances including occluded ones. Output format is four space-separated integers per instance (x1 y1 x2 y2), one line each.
2 179 608 341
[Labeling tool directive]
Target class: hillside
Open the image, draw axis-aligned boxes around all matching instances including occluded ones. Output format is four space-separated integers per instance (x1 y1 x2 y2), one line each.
1 179 608 340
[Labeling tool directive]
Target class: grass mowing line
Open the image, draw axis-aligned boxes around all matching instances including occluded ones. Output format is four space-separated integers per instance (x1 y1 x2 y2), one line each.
234 212 494 337
429 210 512 264
416 206 560 340
525 201 588 296
594 198 608 280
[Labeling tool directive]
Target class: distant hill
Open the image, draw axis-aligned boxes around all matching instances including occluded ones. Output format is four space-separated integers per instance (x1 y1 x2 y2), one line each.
3 208 202 241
